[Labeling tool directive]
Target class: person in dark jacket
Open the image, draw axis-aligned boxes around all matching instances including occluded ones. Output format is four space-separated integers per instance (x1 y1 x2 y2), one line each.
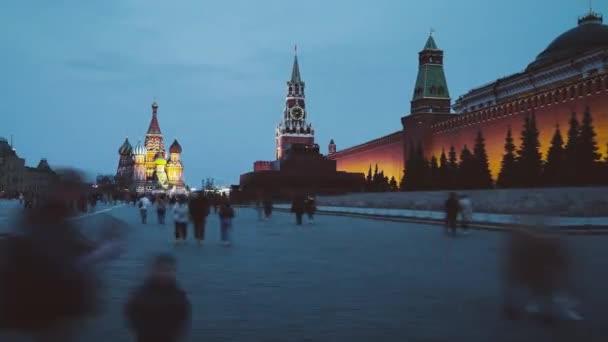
262 195 273 221
125 254 191 342
218 203 235 246
291 194 306 225
188 192 210 245
304 196 316 224
444 192 460 235
0 169 124 342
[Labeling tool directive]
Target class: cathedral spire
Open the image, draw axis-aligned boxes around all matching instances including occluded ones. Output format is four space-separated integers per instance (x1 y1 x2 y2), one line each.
147 101 162 134
291 45 301 82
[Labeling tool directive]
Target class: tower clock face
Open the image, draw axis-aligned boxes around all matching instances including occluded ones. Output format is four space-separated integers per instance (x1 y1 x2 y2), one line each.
290 106 304 120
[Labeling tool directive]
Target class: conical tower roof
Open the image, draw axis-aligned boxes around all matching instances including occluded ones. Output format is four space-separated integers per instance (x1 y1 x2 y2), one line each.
291 54 301 82
147 102 162 134
423 34 439 50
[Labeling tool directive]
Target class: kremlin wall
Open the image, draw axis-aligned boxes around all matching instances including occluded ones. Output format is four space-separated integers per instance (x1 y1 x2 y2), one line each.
328 12 608 181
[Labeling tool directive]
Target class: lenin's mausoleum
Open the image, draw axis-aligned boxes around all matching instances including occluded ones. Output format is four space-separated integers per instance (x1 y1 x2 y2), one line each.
327 11 608 181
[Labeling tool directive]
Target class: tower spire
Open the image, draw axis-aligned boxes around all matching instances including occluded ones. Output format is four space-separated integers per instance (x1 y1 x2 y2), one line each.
291 46 301 82
147 100 162 134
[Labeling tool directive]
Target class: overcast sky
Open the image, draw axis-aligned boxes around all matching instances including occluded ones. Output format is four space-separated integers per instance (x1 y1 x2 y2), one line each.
1 0 596 185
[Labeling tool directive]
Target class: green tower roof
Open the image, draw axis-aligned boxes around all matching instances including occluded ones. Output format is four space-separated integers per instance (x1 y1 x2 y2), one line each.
424 35 438 50
412 64 450 100
412 34 449 101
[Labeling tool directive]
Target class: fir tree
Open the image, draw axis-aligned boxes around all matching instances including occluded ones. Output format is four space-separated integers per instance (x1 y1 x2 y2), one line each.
416 144 431 190
365 164 372 191
429 155 440 189
497 127 517 188
402 144 417 191
564 112 580 185
516 113 543 187
458 145 475 189
389 176 398 191
472 130 494 188
543 125 565 186
448 145 458 189
438 148 449 189
577 106 601 184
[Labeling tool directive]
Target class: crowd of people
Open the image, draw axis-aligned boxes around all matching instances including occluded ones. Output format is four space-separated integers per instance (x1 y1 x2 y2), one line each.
135 192 235 246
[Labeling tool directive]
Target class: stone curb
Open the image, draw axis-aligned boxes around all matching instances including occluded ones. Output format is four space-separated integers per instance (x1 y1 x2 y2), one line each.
257 205 608 235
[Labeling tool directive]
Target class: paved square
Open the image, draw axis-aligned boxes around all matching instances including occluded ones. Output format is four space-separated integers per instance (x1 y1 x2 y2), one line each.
1 204 607 341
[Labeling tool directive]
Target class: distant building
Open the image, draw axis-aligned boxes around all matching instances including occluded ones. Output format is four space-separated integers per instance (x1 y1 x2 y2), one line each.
115 102 186 194
0 137 56 197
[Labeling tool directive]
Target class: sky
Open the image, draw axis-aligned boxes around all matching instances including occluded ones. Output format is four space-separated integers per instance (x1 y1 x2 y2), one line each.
1 0 599 186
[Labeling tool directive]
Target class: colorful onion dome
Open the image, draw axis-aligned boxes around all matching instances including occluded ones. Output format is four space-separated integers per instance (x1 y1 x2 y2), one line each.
118 137 133 156
134 140 147 156
169 139 182 153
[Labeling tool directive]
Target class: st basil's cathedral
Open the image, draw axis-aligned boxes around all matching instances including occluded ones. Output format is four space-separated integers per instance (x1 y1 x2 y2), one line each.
115 101 186 194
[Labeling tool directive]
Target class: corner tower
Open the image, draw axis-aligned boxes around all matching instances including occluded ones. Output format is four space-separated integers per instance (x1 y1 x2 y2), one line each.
275 47 315 159
411 32 451 114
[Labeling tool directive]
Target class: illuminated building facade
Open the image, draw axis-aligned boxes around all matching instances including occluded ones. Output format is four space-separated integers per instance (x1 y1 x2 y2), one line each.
275 51 315 160
115 101 186 193
329 12 608 181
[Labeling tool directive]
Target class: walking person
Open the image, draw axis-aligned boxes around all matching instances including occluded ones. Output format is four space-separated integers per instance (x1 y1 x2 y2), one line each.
444 192 460 236
173 196 189 242
125 254 192 342
263 195 273 221
0 169 125 342
304 195 316 224
188 192 210 246
156 195 167 225
255 197 264 221
458 194 473 234
138 195 151 224
291 194 305 226
218 202 235 246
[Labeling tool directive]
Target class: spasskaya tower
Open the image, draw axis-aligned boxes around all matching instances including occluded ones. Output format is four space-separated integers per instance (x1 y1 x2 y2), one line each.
275 47 315 159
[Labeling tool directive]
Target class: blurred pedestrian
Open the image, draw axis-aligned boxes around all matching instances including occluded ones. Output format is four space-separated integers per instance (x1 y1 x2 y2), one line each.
304 195 316 224
88 194 97 213
125 254 191 342
502 224 581 322
218 202 235 246
173 196 189 242
458 194 472 234
138 195 151 224
156 195 167 225
444 192 459 235
263 195 273 221
18 192 23 205
291 194 305 225
255 197 264 221
188 192 210 246
0 168 124 342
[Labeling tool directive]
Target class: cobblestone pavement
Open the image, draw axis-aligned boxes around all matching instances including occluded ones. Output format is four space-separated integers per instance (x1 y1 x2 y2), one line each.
2 204 608 341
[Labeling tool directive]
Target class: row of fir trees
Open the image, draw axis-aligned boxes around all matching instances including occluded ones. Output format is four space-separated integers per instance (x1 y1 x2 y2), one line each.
398 106 607 191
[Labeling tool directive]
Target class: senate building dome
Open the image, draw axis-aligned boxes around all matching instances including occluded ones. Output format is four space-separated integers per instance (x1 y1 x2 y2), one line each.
527 11 608 71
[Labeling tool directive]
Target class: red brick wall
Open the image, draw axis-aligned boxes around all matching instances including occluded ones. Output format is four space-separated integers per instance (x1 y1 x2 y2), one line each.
428 75 608 179
328 132 404 181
